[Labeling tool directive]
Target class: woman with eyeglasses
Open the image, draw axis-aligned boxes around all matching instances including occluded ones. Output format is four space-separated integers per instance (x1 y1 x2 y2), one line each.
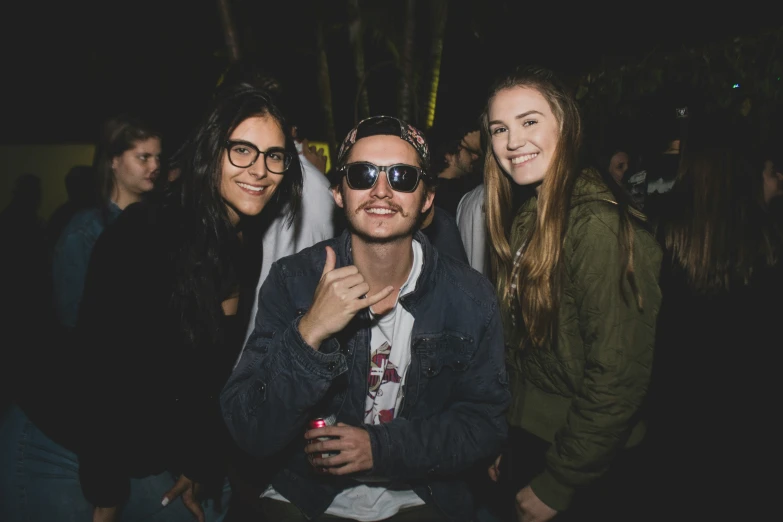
1 83 302 522
481 67 662 522
80 83 302 522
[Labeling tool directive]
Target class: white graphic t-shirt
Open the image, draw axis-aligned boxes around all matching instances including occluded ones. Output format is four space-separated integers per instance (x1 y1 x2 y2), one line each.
263 241 426 521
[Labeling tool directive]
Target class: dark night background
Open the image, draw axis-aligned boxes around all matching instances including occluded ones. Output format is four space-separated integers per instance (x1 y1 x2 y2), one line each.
0 1 778 150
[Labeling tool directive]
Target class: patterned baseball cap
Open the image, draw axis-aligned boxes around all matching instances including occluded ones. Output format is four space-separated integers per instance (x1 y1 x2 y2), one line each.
336 115 430 171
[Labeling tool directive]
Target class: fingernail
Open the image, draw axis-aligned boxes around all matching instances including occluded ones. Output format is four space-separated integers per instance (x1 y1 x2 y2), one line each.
161 498 170 507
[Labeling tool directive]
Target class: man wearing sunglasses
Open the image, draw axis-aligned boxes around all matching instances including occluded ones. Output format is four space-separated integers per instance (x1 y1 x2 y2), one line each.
222 116 509 522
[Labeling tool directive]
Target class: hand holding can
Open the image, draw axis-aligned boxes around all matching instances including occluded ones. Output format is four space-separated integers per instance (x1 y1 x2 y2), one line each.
308 417 339 462
304 421 374 476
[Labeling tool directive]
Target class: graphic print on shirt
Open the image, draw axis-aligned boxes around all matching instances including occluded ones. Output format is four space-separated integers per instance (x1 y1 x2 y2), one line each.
365 341 402 424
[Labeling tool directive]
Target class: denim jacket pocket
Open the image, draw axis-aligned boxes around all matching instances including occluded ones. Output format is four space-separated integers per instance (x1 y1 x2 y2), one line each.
421 349 471 378
416 331 474 374
402 332 475 417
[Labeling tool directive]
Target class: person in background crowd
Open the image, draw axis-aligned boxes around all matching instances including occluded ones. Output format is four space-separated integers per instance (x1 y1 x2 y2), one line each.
648 111 783 521
51 115 161 329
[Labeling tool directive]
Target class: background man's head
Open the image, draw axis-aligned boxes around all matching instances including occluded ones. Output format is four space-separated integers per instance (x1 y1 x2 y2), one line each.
428 124 480 179
64 165 98 207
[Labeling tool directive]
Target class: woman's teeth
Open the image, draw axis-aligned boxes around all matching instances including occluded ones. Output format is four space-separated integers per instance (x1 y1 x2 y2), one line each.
511 153 538 165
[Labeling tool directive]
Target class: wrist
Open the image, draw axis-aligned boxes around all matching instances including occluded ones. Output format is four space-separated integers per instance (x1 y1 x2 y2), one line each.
298 314 324 350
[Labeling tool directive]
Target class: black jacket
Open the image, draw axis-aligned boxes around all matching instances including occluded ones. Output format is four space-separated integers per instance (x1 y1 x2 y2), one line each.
73 201 260 506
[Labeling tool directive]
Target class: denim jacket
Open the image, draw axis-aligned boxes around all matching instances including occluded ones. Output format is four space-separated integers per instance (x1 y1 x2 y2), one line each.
221 230 510 521
52 202 121 328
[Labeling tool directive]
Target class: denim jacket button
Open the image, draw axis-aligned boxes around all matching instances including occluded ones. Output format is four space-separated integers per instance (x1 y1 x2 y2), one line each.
327 362 336 371
425 367 435 377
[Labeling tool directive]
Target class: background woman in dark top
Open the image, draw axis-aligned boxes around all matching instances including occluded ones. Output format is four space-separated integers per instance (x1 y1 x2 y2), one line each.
646 111 782 521
72 83 302 522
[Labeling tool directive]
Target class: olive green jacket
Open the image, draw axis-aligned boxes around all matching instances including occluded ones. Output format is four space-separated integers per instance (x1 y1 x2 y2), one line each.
504 171 662 511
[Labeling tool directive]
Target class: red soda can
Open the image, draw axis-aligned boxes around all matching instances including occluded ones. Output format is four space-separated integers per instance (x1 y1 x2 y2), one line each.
309 417 339 458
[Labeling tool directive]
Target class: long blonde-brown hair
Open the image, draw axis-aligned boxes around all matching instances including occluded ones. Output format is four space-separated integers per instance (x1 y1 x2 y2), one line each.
483 66 638 348
663 111 780 292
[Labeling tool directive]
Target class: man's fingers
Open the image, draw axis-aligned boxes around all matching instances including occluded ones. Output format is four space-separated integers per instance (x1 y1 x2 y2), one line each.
322 246 336 276
331 273 366 293
304 438 350 454
345 282 371 302
325 461 359 475
323 265 360 282
309 451 352 468
360 286 395 308
304 425 350 440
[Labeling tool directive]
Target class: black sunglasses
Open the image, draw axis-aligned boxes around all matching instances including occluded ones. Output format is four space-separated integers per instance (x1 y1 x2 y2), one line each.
339 162 428 193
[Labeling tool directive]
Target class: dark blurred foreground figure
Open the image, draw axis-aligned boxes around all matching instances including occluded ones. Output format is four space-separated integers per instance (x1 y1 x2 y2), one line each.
647 111 783 521
0 173 44 245
0 83 303 522
45 164 98 254
0 174 47 411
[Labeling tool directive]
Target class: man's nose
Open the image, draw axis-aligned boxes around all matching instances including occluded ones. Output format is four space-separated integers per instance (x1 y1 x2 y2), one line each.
370 170 392 197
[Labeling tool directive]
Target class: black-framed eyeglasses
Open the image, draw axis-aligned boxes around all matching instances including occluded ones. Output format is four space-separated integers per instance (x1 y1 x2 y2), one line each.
225 140 293 173
339 162 428 193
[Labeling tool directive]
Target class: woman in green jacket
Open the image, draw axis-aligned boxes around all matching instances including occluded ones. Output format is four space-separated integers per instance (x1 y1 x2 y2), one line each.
482 66 662 521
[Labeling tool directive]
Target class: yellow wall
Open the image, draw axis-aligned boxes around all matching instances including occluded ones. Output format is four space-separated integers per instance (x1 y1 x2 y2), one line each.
1 144 96 220
305 141 332 173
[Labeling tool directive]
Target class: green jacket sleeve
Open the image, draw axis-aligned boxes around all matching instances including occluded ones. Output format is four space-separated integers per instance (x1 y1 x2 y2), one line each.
529 208 662 511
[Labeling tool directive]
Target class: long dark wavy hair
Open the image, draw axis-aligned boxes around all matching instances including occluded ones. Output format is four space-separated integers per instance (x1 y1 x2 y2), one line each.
167 83 303 349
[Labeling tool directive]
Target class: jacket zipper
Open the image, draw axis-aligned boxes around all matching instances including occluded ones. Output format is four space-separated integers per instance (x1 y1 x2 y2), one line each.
599 197 648 222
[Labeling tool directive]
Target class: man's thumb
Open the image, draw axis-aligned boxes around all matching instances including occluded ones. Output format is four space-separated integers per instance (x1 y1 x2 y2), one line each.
322 246 336 276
